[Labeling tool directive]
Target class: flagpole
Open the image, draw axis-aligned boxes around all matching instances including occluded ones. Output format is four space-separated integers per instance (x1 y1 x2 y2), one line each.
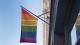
21 6 49 24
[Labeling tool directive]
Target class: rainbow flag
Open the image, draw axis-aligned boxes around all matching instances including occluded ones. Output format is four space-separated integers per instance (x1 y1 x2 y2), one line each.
20 7 37 43
76 16 80 39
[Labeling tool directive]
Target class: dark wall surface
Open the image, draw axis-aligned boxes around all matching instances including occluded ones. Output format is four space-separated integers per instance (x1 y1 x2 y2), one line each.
54 34 65 45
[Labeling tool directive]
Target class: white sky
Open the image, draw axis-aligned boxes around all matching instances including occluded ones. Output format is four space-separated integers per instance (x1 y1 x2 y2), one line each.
71 25 77 45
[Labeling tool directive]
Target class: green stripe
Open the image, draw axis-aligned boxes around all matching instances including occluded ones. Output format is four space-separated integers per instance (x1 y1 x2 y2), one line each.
21 26 37 32
76 25 80 32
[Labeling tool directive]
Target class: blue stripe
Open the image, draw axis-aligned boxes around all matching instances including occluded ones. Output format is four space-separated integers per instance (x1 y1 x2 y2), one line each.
21 32 36 37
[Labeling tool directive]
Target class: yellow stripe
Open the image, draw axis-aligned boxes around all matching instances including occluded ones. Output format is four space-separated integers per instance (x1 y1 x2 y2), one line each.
22 24 37 26
22 20 37 26
22 23 37 26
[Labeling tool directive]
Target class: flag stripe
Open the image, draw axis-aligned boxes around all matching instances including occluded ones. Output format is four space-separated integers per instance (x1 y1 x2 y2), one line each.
20 37 36 43
21 26 37 32
21 32 36 37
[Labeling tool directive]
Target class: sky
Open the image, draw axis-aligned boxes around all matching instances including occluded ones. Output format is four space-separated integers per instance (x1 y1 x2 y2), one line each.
0 0 43 45
0 0 77 45
71 25 77 45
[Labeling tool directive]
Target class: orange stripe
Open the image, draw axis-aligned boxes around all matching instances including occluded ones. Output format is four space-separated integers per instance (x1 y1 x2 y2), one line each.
22 8 37 20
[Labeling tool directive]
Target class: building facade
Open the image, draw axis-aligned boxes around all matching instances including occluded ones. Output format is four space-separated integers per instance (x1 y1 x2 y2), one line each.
43 0 50 45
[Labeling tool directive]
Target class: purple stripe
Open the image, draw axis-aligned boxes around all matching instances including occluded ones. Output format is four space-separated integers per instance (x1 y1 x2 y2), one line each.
20 37 36 43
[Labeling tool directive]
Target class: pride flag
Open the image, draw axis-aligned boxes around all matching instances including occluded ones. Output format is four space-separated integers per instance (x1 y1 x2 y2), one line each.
20 7 37 43
76 16 80 39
